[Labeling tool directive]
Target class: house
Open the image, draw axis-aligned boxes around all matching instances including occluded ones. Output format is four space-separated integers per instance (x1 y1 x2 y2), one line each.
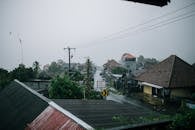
136 55 195 99
124 0 170 7
0 80 92 130
121 53 136 73
103 59 121 71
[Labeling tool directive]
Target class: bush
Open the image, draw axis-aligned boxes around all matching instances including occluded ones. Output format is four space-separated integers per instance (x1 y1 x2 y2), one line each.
170 106 195 130
192 93 195 101
86 90 103 99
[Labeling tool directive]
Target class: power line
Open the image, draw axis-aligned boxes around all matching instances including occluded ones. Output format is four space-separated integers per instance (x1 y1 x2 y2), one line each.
106 9 195 41
142 13 195 33
100 2 195 40
78 2 195 48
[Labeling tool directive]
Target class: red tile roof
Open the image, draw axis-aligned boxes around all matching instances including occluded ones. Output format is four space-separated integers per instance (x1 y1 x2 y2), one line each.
121 53 136 61
25 106 84 130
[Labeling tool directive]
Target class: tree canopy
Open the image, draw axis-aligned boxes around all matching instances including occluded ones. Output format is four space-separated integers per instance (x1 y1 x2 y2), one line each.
48 75 83 99
0 68 11 88
111 66 127 74
10 64 35 82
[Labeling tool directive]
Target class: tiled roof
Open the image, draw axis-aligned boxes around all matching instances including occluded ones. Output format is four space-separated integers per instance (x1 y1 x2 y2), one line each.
121 53 136 61
136 55 195 88
53 99 154 129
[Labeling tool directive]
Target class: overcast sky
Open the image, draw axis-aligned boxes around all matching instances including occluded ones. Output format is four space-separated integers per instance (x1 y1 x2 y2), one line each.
0 0 195 70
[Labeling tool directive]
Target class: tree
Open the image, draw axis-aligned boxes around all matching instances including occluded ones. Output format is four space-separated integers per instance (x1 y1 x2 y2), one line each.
69 70 84 82
48 75 83 99
144 58 159 69
111 67 127 74
84 58 93 92
192 63 195 69
10 64 35 81
0 68 11 88
47 61 67 78
136 55 159 69
33 61 40 78
136 55 145 69
38 71 52 80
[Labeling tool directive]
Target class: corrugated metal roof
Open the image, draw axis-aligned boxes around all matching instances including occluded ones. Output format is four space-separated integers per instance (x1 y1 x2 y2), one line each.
52 99 156 129
26 106 84 130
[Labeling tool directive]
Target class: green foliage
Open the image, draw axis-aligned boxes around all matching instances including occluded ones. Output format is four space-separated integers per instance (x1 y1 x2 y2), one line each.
129 113 171 124
47 61 65 77
111 67 127 74
192 63 195 69
49 75 83 99
69 70 84 81
0 68 11 88
86 90 103 99
192 93 195 101
32 61 40 78
136 55 159 69
112 115 129 125
169 101 195 130
38 71 52 80
10 64 35 82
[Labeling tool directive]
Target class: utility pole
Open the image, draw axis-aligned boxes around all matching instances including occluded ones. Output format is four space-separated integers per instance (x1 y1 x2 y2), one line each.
85 58 92 93
64 46 76 75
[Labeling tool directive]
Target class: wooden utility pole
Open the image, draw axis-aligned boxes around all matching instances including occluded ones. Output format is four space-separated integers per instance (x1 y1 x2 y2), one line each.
85 58 92 92
64 46 76 75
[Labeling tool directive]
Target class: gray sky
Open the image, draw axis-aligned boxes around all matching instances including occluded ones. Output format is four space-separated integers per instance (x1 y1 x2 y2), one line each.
0 0 195 70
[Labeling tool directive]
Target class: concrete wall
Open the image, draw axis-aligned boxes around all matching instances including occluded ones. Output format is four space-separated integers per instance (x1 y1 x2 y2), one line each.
143 85 152 95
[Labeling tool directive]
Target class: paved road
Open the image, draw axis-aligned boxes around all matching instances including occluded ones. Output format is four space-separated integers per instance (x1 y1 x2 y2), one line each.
93 68 150 110
93 69 106 92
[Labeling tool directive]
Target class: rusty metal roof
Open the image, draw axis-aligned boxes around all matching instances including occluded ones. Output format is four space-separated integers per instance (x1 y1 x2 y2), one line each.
25 106 84 130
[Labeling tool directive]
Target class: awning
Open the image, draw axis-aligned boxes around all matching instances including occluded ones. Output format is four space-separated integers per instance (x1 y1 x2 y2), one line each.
141 82 163 89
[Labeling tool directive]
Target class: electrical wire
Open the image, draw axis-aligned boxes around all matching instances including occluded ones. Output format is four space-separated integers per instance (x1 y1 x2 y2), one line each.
77 2 195 48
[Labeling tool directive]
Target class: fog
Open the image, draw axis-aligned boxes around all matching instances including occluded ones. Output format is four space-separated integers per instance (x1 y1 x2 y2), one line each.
0 0 194 70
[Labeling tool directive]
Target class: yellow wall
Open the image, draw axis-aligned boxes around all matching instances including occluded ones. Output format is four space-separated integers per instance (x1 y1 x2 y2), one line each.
143 85 152 95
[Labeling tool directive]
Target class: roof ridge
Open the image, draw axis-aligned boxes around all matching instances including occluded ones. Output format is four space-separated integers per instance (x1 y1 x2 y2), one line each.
168 55 176 87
